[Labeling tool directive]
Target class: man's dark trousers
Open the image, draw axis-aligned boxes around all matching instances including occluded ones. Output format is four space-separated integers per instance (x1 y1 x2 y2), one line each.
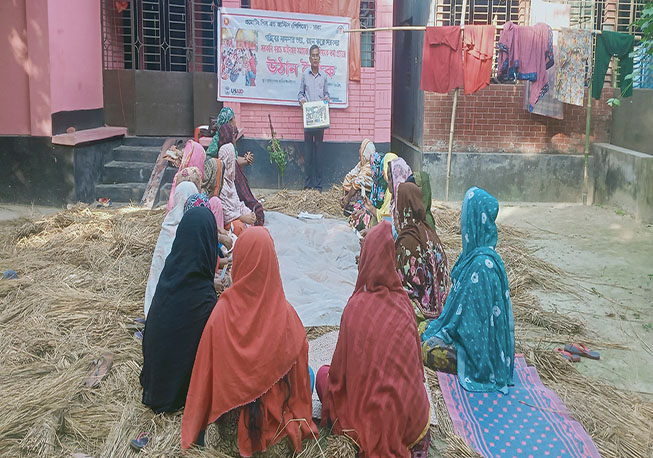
304 129 324 190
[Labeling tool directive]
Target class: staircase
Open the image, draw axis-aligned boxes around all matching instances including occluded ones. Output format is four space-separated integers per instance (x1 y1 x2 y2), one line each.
95 137 170 205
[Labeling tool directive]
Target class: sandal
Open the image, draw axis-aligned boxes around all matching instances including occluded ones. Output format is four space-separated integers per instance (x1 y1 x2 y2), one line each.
130 432 151 451
85 353 114 388
555 348 580 362
134 330 144 340
564 343 600 360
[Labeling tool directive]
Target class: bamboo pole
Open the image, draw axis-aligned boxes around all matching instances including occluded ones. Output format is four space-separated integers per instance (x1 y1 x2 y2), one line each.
583 0 595 206
445 0 467 201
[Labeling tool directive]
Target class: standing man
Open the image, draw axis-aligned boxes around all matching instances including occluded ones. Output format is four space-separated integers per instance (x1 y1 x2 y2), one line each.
298 45 329 191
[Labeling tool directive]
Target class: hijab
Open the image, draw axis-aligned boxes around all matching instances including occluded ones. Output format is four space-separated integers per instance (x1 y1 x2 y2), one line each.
321 221 430 457
184 193 211 213
395 182 450 319
167 140 206 211
144 181 198 317
388 157 413 225
202 157 225 198
422 187 515 393
140 207 219 412
207 107 236 158
182 227 316 454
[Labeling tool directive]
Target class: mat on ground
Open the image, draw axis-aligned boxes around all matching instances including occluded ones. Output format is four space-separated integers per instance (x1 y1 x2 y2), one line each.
438 355 600 458
265 211 359 326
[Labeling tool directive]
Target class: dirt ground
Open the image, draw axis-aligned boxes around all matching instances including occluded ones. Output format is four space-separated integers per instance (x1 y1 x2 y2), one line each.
493 202 653 397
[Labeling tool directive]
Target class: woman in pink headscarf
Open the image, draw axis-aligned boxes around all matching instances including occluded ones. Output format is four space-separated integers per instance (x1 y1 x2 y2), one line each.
167 140 207 212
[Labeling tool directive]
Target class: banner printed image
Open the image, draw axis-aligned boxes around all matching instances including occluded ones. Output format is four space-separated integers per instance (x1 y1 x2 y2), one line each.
218 8 349 108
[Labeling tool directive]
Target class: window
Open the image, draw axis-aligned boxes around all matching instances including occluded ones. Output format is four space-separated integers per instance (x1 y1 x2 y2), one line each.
361 1 375 67
101 0 219 72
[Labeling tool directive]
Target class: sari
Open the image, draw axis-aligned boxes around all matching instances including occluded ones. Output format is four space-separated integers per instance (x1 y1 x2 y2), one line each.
201 157 225 198
395 182 450 331
167 140 206 212
388 157 413 227
375 152 398 221
182 227 317 455
140 207 218 412
422 187 515 393
342 138 375 193
174 166 202 191
217 124 253 225
320 221 430 458
144 182 198 317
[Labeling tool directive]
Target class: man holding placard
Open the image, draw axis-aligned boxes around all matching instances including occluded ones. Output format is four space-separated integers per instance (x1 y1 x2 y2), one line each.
298 45 330 191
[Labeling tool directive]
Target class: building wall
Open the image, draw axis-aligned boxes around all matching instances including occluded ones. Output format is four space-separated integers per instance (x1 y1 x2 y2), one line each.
0 0 103 136
48 0 103 114
611 89 653 155
422 83 613 154
222 0 393 144
0 0 31 135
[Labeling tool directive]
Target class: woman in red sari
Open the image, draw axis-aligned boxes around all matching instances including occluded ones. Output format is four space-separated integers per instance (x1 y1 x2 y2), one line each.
316 221 431 458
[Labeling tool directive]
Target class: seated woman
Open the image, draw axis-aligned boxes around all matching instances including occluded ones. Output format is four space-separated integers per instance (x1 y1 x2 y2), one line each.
421 187 515 393
201 156 225 198
167 140 206 212
217 124 257 235
208 107 265 225
316 221 431 458
140 207 219 412
395 182 450 334
388 157 414 228
340 138 375 214
181 227 317 455
184 193 233 263
144 181 198 318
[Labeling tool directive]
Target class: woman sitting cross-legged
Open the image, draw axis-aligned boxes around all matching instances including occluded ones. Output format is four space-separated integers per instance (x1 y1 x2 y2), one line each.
421 187 515 393
395 182 450 335
181 227 317 455
140 206 219 413
316 221 431 458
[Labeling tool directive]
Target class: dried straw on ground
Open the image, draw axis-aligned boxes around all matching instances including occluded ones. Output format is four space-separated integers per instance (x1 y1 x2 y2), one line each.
0 196 651 457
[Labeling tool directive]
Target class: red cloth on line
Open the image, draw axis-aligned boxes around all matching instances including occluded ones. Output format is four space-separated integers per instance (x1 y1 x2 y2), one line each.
463 25 496 95
420 26 464 94
181 228 317 455
320 221 430 458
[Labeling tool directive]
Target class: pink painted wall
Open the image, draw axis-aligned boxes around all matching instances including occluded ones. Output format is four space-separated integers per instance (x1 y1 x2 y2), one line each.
48 0 103 114
0 0 31 135
223 0 393 144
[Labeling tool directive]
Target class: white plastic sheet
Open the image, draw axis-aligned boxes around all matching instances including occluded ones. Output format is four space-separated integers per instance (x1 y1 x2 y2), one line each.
264 211 359 326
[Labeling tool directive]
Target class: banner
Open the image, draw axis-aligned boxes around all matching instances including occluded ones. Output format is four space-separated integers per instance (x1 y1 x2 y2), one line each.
218 8 349 108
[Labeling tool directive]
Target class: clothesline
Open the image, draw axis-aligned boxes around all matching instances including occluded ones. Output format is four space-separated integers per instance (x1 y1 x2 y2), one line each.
345 25 641 40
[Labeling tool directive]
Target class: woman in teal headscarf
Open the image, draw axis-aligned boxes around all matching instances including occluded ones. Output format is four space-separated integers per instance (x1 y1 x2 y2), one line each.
207 107 237 158
421 186 515 394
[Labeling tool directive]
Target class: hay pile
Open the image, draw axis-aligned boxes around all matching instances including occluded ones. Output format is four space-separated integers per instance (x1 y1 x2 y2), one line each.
0 198 651 457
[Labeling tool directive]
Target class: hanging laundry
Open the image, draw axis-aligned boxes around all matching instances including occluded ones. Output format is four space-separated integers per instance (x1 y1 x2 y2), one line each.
463 25 496 95
524 55 563 119
421 26 464 94
592 31 635 100
519 23 554 111
555 28 592 106
497 22 519 83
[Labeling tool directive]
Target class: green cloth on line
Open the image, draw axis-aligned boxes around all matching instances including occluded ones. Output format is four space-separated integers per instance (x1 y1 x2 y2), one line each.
592 31 635 100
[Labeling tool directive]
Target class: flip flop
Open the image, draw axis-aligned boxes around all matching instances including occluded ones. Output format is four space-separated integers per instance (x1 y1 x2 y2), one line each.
130 432 151 451
555 348 580 362
85 353 114 388
564 343 600 360
133 317 146 325
134 330 144 340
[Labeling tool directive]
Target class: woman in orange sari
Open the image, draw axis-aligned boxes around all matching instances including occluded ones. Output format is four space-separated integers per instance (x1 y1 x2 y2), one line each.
182 227 317 456
317 221 431 458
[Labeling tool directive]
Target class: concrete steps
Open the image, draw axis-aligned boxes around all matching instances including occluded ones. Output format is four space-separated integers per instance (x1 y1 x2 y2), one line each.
94 137 169 205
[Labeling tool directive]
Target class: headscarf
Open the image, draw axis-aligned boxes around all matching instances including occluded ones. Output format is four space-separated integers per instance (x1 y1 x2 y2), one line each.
184 193 211 213
201 158 225 198
422 187 515 394
144 182 198 317
182 227 317 454
321 221 430 457
167 140 206 212
376 152 398 220
369 152 387 208
414 171 437 231
174 166 202 191
140 207 218 413
342 139 375 193
395 182 450 320
207 107 236 157
218 142 251 224
388 157 413 225
218 123 236 150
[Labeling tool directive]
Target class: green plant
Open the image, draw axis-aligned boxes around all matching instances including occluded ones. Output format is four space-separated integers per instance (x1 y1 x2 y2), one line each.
267 114 288 186
607 1 653 107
